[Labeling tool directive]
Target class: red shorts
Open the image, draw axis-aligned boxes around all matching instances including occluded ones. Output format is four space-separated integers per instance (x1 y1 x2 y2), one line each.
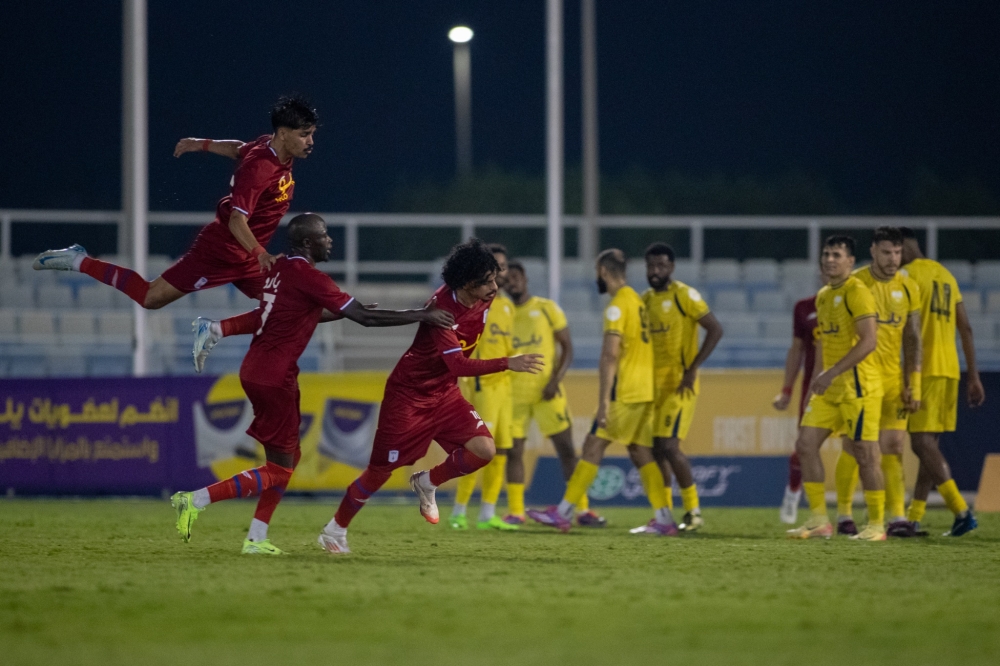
242 379 301 453
160 235 265 299
368 387 492 472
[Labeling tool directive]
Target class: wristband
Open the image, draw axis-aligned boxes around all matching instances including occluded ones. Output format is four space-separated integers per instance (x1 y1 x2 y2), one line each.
201 139 212 152
781 386 793 397
250 245 266 258
908 372 921 402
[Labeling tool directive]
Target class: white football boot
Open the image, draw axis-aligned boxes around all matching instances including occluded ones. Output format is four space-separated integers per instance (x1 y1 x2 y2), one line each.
33 244 88 271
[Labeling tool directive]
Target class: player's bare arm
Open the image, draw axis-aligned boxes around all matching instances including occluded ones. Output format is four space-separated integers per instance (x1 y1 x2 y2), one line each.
678 312 723 395
774 336 804 410
227 210 279 273
173 138 245 159
340 300 455 329
542 327 574 400
595 332 621 428
809 315 877 396
509 354 544 374
901 311 923 412
955 301 986 407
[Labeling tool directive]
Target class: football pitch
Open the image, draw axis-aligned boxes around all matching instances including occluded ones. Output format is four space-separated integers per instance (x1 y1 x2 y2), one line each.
2 500 998 666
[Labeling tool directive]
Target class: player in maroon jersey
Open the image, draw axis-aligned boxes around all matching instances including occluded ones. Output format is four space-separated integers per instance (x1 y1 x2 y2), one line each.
317 238 544 554
33 95 316 311
170 213 455 554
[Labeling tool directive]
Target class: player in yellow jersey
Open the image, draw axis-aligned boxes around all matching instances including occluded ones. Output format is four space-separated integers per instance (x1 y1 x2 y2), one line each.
836 227 923 537
788 235 887 541
897 227 983 537
641 243 723 533
450 243 518 531
500 261 605 527
528 249 673 534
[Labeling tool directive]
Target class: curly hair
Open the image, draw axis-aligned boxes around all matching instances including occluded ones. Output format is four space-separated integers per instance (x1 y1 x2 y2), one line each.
441 238 501 290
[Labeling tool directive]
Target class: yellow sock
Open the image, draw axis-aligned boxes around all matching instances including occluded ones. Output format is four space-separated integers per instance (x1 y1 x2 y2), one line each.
835 451 859 516
639 462 667 511
864 490 885 527
804 481 828 519
907 499 927 523
663 483 674 511
507 482 525 517
576 493 590 513
937 479 969 516
881 454 906 520
481 453 506 505
564 460 599 506
680 484 699 512
455 471 477 506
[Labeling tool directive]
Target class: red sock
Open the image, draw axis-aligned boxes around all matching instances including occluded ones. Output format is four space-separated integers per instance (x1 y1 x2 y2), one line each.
428 448 490 487
205 461 293 503
221 310 261 337
334 467 393 528
788 452 802 492
253 450 301 524
79 256 150 306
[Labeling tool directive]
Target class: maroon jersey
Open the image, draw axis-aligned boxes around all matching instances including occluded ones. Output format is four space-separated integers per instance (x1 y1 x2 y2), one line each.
386 285 508 407
200 135 295 263
239 256 353 388
792 295 818 416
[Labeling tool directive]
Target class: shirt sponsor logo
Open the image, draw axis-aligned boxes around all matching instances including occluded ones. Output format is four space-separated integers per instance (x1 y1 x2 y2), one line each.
275 173 294 203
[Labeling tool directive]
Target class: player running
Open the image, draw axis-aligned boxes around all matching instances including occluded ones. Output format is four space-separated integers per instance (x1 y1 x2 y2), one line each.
527 249 674 535
450 243 518 532
317 239 543 554
897 227 983 537
788 235 887 541
33 95 316 310
170 214 455 554
501 260 605 527
834 227 922 536
642 243 723 532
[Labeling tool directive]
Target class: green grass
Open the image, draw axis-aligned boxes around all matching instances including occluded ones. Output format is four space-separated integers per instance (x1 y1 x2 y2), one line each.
1 500 998 666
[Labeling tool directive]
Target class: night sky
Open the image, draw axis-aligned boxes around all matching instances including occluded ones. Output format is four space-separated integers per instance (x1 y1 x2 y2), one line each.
3 1 999 213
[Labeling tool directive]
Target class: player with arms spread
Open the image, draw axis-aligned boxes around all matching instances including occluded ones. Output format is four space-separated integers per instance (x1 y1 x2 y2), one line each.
642 242 723 532
317 239 544 554
170 214 454 554
33 95 316 313
898 227 983 537
788 235 887 541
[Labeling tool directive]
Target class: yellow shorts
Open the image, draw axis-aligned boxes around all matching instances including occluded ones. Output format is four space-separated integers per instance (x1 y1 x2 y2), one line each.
592 401 653 448
908 376 959 433
653 386 698 440
461 379 513 449
801 392 881 442
511 384 572 439
879 386 909 431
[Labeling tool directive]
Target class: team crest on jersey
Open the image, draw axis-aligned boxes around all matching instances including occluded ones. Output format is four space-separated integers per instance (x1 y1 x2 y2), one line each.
530 310 541 317
275 173 294 203
661 299 673 312
891 290 903 301
833 295 843 306
388 450 399 463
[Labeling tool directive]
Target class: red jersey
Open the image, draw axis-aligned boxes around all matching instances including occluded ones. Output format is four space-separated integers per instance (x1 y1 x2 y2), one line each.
792 295 818 416
239 256 353 388
386 285 509 407
199 135 295 263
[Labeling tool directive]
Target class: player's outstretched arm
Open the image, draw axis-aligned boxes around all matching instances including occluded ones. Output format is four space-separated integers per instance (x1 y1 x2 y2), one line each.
339 300 454 329
174 138 245 159
509 354 545 374
955 301 985 406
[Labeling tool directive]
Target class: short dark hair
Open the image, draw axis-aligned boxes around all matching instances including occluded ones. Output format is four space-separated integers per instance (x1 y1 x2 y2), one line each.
486 243 508 257
899 226 918 240
597 248 627 278
872 226 903 246
442 238 501 290
271 94 318 131
644 242 675 262
287 212 326 247
823 234 855 257
506 260 525 276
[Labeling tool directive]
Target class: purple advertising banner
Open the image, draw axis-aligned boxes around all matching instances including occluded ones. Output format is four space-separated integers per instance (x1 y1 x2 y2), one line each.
0 377 218 495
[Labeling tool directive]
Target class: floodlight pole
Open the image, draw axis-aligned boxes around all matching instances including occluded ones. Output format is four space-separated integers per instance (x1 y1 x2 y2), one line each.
452 37 473 176
546 0 564 303
580 0 599 264
123 0 148 376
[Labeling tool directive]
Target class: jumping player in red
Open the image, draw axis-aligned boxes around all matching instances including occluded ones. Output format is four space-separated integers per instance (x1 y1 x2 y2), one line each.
33 95 316 312
170 213 455 554
317 239 544 554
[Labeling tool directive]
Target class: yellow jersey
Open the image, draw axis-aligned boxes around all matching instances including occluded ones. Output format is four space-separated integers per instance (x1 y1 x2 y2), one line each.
814 276 883 400
900 258 962 379
469 293 514 387
643 280 710 390
852 266 921 389
511 295 568 391
603 285 654 404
